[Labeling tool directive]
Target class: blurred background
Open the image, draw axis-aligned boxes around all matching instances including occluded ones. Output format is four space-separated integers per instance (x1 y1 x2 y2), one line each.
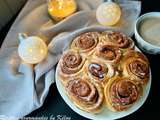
0 0 26 30
0 0 26 46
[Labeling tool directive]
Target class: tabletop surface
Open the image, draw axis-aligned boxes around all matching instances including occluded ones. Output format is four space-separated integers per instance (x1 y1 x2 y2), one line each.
1 0 160 120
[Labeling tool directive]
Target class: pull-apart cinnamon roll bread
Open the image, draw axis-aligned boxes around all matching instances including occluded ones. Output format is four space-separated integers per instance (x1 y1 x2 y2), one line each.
56 31 150 113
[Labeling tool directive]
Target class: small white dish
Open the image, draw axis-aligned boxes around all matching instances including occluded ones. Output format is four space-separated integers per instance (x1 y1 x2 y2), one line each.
135 12 160 54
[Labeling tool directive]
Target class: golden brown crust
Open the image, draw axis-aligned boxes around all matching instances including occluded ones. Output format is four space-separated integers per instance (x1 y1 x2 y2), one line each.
104 77 142 111
66 77 104 113
57 50 85 85
95 44 122 64
84 59 115 87
70 32 100 54
121 50 150 85
100 31 134 49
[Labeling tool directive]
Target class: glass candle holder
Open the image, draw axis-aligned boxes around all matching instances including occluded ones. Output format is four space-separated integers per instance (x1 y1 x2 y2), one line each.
47 0 77 21
96 1 121 26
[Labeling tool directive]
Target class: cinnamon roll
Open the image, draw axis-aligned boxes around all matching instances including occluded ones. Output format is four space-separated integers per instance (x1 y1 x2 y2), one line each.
56 30 150 114
121 50 149 84
57 50 85 85
66 77 104 113
104 77 142 111
70 32 100 54
100 31 134 49
85 59 115 87
95 44 122 64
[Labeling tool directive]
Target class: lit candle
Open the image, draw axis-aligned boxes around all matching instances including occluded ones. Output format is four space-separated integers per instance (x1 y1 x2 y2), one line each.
18 33 48 64
48 0 77 21
96 1 121 26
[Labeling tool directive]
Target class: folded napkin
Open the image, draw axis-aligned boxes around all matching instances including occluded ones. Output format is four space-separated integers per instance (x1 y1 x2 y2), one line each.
0 0 141 119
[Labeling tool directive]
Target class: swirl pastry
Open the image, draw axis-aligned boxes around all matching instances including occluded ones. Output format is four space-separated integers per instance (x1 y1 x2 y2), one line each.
95 44 121 64
121 50 149 84
57 50 85 84
104 77 142 111
66 77 104 113
100 31 134 49
70 32 100 54
85 59 115 87
56 30 150 114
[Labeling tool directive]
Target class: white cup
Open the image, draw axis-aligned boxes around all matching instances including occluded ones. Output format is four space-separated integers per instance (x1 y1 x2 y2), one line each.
135 12 160 54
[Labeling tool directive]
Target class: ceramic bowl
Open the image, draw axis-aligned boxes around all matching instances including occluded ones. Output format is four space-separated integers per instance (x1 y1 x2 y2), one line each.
135 12 160 54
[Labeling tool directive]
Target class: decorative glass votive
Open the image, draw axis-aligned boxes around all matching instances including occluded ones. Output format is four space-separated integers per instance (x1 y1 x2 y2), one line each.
96 2 121 26
47 0 77 21
18 33 48 64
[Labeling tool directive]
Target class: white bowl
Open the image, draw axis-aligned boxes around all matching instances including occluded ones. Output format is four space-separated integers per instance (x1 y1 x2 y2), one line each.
135 12 160 54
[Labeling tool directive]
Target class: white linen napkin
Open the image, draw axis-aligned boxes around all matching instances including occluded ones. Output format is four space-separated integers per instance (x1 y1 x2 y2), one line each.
0 0 141 119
